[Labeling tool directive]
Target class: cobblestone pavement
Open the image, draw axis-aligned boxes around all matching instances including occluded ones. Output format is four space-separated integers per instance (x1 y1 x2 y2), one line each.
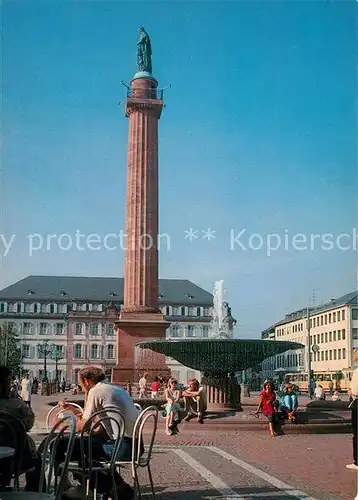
28 394 357 500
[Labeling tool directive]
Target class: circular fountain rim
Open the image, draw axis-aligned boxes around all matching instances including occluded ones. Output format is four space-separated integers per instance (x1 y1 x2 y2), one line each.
137 338 305 346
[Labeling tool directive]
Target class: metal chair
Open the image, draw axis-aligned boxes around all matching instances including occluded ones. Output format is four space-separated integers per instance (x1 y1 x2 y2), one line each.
0 410 28 491
65 407 125 500
0 413 77 500
46 402 83 431
117 405 158 499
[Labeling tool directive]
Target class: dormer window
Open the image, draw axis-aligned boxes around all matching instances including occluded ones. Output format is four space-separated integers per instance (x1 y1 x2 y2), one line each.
28 290 35 295
60 291 67 296
109 292 117 297
186 293 194 300
158 293 164 299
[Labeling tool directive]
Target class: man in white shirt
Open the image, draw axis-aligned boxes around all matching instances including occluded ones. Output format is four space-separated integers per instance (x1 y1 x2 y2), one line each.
57 366 139 499
182 378 207 424
314 384 325 400
346 349 358 471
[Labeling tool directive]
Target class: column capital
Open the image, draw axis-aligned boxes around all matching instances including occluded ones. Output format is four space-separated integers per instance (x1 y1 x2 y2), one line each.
126 99 163 119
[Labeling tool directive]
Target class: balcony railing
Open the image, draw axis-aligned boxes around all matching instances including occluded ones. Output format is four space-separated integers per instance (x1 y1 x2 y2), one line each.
127 88 163 100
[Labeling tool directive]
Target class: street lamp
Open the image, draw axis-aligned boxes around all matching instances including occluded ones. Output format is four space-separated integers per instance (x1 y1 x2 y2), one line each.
50 344 64 386
38 340 51 381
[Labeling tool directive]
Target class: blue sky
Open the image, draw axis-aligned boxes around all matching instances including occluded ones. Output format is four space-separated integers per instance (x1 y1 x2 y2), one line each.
1 0 357 337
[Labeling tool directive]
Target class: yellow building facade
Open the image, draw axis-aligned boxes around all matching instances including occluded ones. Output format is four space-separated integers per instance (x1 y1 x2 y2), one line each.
261 291 358 386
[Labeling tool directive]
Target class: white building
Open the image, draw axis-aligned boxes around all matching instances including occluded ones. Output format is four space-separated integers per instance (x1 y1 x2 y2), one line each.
0 275 236 384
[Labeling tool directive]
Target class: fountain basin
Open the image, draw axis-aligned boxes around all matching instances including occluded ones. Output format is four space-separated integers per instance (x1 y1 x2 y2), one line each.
137 339 304 410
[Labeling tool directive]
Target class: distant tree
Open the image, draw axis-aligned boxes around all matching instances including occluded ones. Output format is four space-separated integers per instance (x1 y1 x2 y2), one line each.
0 322 21 375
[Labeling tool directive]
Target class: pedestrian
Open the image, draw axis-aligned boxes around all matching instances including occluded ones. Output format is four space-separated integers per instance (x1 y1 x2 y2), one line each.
138 373 148 399
20 373 32 408
151 376 160 398
346 348 358 471
328 380 334 395
256 381 283 437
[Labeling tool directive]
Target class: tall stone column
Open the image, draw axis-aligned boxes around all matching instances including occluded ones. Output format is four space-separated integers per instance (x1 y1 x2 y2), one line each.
112 66 170 383
122 76 161 313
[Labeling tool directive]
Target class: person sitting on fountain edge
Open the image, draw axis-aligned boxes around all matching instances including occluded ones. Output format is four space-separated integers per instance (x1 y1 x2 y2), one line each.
182 378 207 424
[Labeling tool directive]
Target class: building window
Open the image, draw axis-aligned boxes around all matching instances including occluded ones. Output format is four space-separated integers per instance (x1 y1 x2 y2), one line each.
187 325 194 337
342 329 346 340
91 344 98 359
40 304 48 313
329 350 332 360
342 310 345 321
107 344 114 359
352 328 358 340
337 330 341 341
324 332 328 343
197 307 201 316
8 303 16 313
74 344 82 359
23 322 32 335
56 323 65 335
171 325 181 338
352 309 358 320
106 324 114 336
333 312 336 322
39 322 48 335
203 307 211 316
328 313 332 323
50 304 55 314
333 349 337 360
181 306 186 316
325 351 328 361
75 323 83 335
22 345 31 358
58 304 67 314
89 324 99 336
337 311 341 321
0 303 4 313
202 326 209 338
324 315 327 325
338 349 341 360
333 331 336 341
343 348 346 359
172 306 181 316
329 331 332 342
24 303 32 313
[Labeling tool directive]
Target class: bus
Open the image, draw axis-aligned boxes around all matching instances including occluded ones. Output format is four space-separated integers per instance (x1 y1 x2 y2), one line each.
285 371 352 393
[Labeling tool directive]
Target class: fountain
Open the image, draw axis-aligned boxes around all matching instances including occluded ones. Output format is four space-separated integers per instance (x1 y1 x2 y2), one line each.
210 280 233 339
136 338 304 410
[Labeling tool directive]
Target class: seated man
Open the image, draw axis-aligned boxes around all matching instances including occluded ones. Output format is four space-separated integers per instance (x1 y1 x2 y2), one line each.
0 365 42 491
182 378 207 424
54 366 140 500
314 384 325 400
279 384 298 423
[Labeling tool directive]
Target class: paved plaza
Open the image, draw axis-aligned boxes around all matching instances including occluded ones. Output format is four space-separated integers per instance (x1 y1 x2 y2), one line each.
29 394 357 500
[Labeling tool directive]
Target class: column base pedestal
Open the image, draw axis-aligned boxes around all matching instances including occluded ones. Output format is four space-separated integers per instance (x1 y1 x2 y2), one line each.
111 311 171 384
202 375 242 411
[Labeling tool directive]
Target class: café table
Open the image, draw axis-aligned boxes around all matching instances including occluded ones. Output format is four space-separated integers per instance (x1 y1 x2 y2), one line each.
0 447 15 460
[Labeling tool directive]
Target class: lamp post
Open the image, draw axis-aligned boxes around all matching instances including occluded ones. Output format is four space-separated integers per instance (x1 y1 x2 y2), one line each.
306 306 312 398
38 340 51 381
50 344 63 388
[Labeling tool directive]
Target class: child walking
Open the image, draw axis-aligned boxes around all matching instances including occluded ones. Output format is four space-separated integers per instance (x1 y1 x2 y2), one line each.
164 378 181 436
